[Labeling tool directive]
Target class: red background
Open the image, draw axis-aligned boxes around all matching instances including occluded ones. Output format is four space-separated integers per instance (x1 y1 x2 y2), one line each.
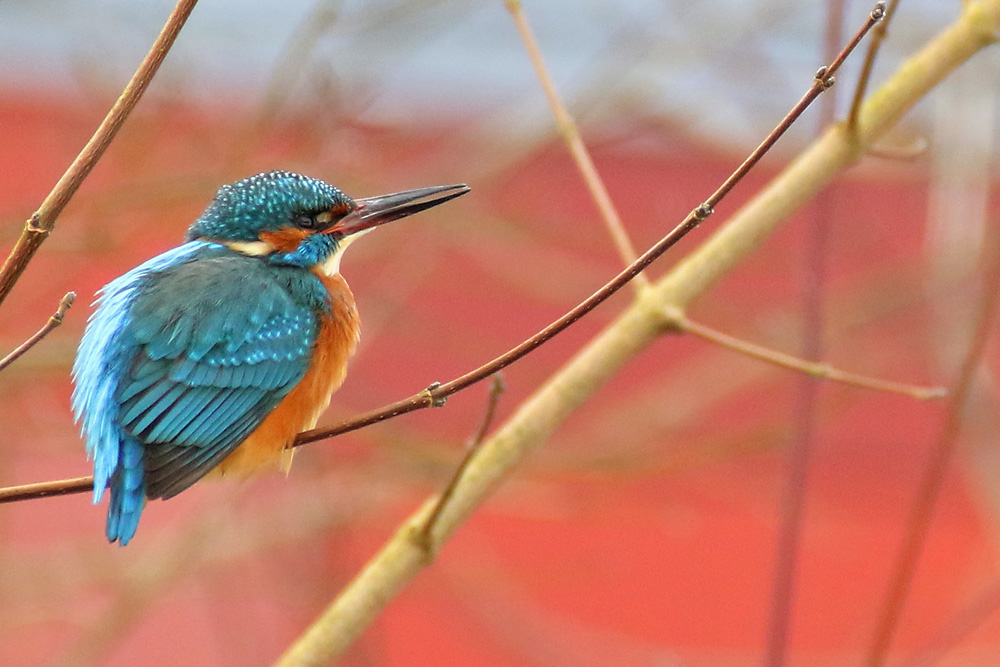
0 91 998 666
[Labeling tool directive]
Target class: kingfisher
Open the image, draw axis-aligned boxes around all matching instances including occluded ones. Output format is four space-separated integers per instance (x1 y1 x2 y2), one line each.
72 170 468 545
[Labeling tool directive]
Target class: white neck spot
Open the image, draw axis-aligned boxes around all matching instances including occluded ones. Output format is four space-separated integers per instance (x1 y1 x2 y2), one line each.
214 239 276 257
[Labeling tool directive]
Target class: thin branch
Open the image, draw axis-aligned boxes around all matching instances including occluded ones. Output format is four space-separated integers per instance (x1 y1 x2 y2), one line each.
467 374 507 449
866 179 1000 664
0 476 93 503
416 375 506 550
767 4 847 661
504 0 648 288
0 0 199 309
0 292 75 373
902 578 1000 667
274 5 894 663
674 313 945 400
868 136 928 161
848 0 900 128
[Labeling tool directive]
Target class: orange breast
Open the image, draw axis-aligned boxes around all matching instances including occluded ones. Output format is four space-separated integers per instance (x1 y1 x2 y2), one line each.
212 273 360 477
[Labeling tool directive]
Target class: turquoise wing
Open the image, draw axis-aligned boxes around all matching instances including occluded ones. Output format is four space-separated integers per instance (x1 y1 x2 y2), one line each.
118 253 318 499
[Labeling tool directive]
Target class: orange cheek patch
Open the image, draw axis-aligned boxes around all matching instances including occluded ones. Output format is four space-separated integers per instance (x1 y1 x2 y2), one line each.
259 227 311 253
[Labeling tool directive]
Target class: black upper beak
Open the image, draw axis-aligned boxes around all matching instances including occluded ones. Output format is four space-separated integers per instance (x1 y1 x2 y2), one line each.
328 184 469 236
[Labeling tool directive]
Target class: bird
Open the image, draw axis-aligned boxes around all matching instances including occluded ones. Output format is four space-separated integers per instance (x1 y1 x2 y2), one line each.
72 170 468 545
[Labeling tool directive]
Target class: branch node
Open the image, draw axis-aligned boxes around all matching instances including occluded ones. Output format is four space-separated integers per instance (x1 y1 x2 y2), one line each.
872 1 887 21
423 382 447 407
693 204 714 221
814 66 836 89
0 290 77 374
51 291 76 325
25 214 50 238
656 304 687 334
406 523 438 564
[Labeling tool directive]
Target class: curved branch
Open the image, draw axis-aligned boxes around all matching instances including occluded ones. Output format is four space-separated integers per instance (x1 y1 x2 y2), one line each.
0 292 75 373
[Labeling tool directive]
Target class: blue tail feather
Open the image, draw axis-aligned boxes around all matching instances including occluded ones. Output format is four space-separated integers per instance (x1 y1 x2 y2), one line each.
105 436 146 546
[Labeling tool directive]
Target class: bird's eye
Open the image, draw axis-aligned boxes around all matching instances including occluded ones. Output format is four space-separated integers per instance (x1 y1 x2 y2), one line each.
293 213 318 230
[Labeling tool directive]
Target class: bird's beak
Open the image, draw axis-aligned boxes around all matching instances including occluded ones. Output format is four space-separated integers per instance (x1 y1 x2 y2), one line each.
327 184 469 237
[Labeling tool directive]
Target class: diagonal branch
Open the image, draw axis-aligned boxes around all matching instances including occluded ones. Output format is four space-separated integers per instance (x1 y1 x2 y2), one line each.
416 374 506 550
0 0 199 310
673 312 945 400
865 164 1000 667
504 0 648 288
849 0 901 128
0 292 75 373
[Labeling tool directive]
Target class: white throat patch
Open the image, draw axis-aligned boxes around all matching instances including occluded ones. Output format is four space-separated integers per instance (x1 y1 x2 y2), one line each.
319 228 372 276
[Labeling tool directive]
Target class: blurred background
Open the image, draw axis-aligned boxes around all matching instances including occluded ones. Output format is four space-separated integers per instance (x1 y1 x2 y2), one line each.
1 0 1000 665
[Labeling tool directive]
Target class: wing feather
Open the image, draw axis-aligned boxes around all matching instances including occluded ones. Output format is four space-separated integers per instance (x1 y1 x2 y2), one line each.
114 253 319 499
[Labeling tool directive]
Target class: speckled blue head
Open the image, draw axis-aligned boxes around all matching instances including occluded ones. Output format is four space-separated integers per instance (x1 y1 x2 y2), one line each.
185 170 356 243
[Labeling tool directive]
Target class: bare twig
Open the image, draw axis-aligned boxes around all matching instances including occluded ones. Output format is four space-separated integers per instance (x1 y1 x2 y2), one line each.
0 476 93 503
416 374 506 551
0 0 199 309
902 578 1000 667
766 4 849 662
866 197 1000 664
674 313 945 400
849 0 900 128
467 374 507 450
0 292 75 373
504 0 648 288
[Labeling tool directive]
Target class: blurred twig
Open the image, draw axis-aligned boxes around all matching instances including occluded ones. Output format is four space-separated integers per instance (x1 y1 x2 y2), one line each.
674 312 945 400
224 0 344 168
504 0 648 288
849 0 900 129
866 173 1000 666
0 292 75 373
902 578 1000 666
766 4 847 663
417 374 506 550
0 0 199 309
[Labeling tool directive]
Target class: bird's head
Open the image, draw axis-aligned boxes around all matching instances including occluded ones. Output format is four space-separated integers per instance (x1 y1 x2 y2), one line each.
187 170 468 273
